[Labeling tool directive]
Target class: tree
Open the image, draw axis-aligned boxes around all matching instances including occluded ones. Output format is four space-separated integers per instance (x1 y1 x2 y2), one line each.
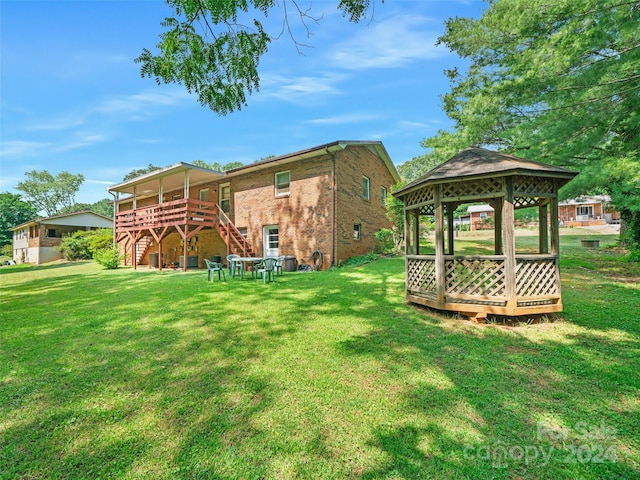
16 170 84 217
397 152 446 183
0 192 37 246
136 0 380 115
123 164 163 181
58 199 114 219
426 0 640 248
191 159 243 171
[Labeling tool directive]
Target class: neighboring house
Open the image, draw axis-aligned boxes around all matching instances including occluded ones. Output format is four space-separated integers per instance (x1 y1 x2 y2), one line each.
11 211 113 265
467 204 495 231
107 140 401 271
558 195 620 226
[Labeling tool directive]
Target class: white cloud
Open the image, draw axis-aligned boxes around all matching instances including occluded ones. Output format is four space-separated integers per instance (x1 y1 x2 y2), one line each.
56 133 107 152
306 112 384 125
328 14 445 70
24 113 85 132
96 88 192 117
0 140 51 157
85 178 116 186
258 73 347 104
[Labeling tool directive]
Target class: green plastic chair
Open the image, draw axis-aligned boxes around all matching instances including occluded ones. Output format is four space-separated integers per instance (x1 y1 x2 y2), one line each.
255 258 277 284
226 254 241 278
205 258 226 281
275 255 285 276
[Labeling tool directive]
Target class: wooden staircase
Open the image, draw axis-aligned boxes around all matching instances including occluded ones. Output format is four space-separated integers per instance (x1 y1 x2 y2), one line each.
135 237 153 265
215 205 255 257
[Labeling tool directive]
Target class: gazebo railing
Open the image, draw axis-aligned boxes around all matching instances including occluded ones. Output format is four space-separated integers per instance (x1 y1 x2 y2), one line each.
406 254 560 307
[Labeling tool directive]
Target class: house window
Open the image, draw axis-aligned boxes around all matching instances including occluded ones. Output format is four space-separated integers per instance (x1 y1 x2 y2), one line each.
381 186 387 207
354 224 361 240
577 206 593 218
275 171 290 196
47 229 56 238
199 188 210 208
238 227 248 238
219 183 230 214
480 212 487 219
362 176 370 200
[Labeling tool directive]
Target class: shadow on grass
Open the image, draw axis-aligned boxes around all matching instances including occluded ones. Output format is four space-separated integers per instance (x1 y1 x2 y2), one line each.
1 254 638 478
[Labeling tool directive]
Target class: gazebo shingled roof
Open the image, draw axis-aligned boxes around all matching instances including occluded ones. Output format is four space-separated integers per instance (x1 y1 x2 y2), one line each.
396 147 577 195
393 147 578 320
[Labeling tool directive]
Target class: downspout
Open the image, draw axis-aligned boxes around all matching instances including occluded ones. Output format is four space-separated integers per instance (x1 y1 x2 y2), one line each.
326 147 337 267
109 191 118 248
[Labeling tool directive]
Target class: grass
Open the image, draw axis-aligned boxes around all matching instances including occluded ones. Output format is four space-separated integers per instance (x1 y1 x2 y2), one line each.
1 229 639 479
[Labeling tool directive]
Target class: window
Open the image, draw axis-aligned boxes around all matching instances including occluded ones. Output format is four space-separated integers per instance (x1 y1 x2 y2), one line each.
577 206 593 218
480 212 487 220
199 188 210 208
219 183 230 214
362 176 370 200
353 224 361 240
381 186 387 207
46 229 56 238
275 171 290 196
238 227 248 238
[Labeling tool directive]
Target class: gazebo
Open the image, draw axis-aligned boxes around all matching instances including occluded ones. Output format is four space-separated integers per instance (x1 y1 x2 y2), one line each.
393 147 578 319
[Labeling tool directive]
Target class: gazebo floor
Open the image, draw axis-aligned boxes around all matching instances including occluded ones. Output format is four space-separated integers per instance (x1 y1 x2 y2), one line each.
407 292 563 320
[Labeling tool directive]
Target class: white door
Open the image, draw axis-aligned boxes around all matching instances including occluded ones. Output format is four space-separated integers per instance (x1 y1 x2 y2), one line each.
263 225 279 258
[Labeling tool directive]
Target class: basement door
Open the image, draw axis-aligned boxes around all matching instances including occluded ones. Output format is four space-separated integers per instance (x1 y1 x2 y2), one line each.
263 225 279 258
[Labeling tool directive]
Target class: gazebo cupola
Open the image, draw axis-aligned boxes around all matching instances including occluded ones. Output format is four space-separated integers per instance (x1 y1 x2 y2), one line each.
393 147 578 319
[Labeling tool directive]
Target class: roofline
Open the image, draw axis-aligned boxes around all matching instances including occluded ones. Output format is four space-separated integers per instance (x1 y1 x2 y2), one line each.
107 162 224 192
393 168 578 199
10 210 113 231
225 140 401 183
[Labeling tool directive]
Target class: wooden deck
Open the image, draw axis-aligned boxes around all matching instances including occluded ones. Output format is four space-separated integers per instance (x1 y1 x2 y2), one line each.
114 198 254 268
115 198 217 232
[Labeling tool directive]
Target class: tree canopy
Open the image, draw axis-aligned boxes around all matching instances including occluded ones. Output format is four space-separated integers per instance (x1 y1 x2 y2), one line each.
123 164 163 182
136 0 379 115
191 159 243 171
0 192 37 247
16 170 85 217
423 0 639 246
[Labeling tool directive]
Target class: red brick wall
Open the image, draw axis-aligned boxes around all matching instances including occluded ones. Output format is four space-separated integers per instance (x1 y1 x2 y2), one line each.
231 155 334 268
334 146 395 263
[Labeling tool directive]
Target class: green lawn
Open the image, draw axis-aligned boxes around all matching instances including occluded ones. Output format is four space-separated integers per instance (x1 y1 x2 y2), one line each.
1 232 639 479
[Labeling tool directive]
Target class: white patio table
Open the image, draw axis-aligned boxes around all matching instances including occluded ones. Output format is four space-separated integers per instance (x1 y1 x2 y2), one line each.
236 257 263 279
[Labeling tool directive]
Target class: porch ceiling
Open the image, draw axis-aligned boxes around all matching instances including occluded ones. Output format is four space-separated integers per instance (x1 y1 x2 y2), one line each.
107 162 225 198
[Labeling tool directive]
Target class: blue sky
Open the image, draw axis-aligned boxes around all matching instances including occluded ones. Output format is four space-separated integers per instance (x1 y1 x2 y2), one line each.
1 0 484 205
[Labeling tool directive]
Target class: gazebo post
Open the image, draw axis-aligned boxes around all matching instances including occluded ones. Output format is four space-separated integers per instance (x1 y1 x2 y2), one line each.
413 210 420 255
404 209 412 255
492 198 503 255
550 191 560 256
502 178 517 309
539 202 549 254
446 203 455 255
434 185 445 304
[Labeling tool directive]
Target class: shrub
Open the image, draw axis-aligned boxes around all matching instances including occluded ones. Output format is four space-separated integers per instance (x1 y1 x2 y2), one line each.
59 229 113 261
93 247 121 269
338 252 379 268
1 244 12 257
374 228 395 253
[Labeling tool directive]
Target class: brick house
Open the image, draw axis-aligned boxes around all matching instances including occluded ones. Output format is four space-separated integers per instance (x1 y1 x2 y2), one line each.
11 210 113 265
108 140 400 271
466 204 495 231
558 195 620 226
